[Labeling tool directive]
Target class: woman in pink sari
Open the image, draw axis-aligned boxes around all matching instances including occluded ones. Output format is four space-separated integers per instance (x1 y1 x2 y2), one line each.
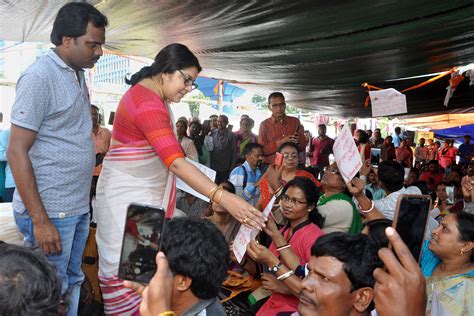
95 44 265 315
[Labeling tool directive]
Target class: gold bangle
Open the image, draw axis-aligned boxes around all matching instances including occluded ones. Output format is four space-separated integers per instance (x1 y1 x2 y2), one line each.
210 186 223 202
214 188 224 204
158 312 176 316
274 186 284 197
207 185 220 199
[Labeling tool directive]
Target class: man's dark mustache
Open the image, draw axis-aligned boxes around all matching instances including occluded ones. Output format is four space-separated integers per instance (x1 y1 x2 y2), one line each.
299 290 317 306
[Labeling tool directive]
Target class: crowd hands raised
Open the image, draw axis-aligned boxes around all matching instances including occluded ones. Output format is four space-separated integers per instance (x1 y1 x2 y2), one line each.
1 3 474 316
126 118 473 315
120 155 473 316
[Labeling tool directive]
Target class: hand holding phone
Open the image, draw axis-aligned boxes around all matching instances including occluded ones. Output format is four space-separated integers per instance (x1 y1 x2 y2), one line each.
118 203 166 284
445 186 455 205
373 227 427 316
123 252 173 314
274 152 283 167
391 195 431 262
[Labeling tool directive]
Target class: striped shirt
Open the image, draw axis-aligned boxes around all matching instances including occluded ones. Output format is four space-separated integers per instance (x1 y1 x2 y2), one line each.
110 84 184 167
229 161 262 205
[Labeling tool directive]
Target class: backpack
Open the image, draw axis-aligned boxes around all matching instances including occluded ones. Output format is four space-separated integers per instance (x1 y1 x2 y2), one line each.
240 165 248 188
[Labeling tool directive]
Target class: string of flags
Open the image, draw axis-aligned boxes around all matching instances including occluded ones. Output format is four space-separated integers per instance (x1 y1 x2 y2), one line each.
361 65 474 117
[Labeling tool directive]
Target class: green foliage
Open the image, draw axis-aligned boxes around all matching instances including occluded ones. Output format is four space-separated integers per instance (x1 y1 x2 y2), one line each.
251 93 310 116
187 92 211 117
252 94 267 111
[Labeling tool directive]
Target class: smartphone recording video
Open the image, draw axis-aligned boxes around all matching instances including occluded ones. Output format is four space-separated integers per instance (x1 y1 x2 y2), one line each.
370 148 381 167
118 203 166 284
274 152 283 167
392 195 431 262
445 186 455 205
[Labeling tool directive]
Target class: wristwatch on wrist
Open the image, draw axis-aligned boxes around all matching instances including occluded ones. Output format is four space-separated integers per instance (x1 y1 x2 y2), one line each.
270 262 282 275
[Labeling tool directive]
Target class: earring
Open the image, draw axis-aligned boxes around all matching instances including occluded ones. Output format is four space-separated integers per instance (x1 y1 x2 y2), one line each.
459 249 464 256
307 209 312 213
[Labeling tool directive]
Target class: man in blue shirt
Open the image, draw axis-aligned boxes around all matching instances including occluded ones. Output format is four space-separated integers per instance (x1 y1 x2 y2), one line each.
229 143 264 206
392 126 403 148
458 135 473 166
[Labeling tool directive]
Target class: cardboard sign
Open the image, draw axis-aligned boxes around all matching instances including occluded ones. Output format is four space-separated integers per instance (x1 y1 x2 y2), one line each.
333 125 362 183
176 158 216 202
369 88 407 117
416 131 434 143
232 196 276 263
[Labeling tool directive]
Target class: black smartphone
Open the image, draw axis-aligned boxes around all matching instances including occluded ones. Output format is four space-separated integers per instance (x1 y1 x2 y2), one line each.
370 148 381 167
118 203 166 284
391 195 432 263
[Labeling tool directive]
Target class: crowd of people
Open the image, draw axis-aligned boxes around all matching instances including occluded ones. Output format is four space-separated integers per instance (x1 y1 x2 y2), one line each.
0 3 473 316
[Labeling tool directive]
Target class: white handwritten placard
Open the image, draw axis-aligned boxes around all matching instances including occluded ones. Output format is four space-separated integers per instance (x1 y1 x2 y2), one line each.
176 158 216 202
333 125 362 183
232 196 276 263
369 88 407 117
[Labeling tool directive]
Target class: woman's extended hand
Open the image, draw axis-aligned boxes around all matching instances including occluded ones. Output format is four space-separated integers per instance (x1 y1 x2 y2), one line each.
247 240 279 267
219 191 266 229
169 157 266 229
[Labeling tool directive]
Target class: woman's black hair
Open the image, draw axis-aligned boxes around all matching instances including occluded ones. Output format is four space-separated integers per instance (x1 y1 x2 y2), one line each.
409 167 420 180
278 141 299 153
217 180 236 194
455 211 474 262
282 177 325 228
126 43 202 86
357 129 370 144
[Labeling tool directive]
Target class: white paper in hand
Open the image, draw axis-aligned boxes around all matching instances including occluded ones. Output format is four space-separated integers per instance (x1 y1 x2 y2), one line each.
333 125 362 183
176 158 216 202
369 88 407 117
232 195 276 263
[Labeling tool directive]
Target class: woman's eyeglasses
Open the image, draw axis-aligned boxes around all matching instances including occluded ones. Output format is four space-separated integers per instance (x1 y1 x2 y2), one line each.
282 153 298 160
281 194 307 206
323 166 339 175
178 70 198 90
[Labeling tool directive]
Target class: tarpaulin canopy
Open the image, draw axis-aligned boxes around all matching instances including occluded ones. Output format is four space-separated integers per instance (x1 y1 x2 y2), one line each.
194 77 245 103
1 0 474 118
432 124 474 141
401 113 474 129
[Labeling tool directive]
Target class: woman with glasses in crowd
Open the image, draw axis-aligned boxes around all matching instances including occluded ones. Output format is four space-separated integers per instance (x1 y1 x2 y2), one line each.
421 211 474 315
317 162 363 234
94 43 265 315
244 177 325 315
256 142 320 212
